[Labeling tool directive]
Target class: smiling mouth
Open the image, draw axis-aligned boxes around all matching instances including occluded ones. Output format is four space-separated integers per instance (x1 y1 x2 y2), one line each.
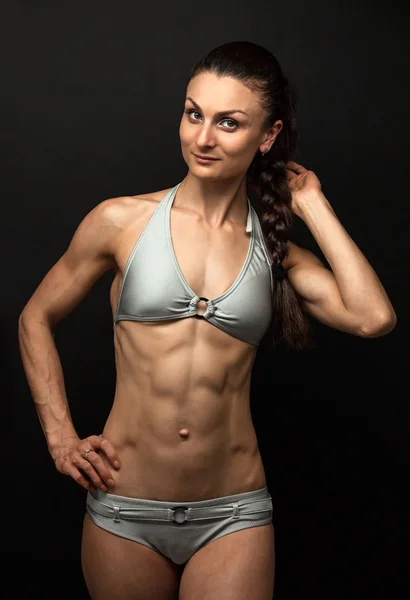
194 154 220 161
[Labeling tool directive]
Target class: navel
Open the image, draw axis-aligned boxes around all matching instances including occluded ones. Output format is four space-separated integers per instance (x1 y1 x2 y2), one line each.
179 428 190 439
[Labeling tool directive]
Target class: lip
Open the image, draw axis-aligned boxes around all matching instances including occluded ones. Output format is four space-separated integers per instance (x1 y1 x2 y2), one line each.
193 153 220 161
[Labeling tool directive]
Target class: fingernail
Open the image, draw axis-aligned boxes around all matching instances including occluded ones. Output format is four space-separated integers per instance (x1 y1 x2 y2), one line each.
114 461 120 469
108 479 115 487
100 485 108 492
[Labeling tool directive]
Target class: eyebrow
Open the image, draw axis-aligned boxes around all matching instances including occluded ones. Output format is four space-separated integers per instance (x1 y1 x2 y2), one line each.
186 96 249 117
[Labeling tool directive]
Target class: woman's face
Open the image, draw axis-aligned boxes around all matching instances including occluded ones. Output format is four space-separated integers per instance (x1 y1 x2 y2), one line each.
179 72 282 181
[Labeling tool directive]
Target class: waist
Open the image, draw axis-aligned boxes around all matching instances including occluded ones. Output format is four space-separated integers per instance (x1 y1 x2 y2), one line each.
97 432 265 501
104 382 255 452
98 382 261 499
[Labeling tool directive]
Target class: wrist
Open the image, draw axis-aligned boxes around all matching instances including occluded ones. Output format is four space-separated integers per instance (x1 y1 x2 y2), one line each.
47 428 79 456
295 191 332 221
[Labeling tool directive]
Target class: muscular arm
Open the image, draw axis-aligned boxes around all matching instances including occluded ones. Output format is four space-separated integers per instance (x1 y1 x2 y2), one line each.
18 198 123 458
284 241 396 337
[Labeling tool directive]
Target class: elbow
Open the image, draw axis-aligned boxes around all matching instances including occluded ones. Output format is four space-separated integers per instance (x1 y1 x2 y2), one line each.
18 307 34 327
18 308 50 335
18 311 33 341
360 312 398 338
18 311 28 333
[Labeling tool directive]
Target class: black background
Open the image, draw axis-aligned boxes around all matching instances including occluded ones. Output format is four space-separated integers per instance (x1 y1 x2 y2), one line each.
1 0 409 598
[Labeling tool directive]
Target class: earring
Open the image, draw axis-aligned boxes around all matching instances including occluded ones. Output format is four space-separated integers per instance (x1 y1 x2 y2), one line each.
261 148 269 156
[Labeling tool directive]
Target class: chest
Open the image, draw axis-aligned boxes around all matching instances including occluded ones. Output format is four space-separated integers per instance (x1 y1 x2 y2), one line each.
112 193 273 346
169 209 252 300
115 201 252 302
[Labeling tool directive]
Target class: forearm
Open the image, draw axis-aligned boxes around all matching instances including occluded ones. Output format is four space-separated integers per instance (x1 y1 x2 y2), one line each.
297 191 397 323
18 314 78 457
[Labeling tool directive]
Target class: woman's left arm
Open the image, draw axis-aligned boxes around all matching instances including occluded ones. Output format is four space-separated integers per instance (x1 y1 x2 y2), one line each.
283 161 397 338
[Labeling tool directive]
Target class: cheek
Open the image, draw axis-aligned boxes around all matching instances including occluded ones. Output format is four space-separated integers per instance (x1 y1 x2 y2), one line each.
226 133 257 158
179 120 192 144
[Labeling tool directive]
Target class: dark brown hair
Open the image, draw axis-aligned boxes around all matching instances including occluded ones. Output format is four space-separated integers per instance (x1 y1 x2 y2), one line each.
189 40 315 351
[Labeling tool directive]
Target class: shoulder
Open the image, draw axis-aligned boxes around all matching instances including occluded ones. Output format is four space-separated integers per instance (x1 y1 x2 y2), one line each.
283 240 324 271
90 186 174 230
80 187 175 258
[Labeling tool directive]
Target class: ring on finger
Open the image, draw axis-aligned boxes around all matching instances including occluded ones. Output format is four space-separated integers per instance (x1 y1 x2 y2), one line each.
82 448 93 460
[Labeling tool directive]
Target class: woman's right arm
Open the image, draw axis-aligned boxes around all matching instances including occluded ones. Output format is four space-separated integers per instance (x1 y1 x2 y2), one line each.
18 198 125 491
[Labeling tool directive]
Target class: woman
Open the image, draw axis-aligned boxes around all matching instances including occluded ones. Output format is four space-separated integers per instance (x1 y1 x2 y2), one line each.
18 41 397 600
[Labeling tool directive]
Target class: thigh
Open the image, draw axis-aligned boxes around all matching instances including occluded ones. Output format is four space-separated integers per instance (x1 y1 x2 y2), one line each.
81 513 182 600
178 523 275 600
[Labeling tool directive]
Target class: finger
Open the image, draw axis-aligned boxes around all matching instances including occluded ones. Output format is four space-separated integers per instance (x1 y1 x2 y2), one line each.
65 464 98 493
82 451 116 488
72 454 108 491
89 435 121 470
287 161 307 173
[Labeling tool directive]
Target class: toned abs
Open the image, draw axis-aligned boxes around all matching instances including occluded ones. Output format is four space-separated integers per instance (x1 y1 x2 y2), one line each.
98 189 267 502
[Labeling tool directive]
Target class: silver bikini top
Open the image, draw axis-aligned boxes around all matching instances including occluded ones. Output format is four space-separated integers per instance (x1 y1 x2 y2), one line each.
114 182 274 346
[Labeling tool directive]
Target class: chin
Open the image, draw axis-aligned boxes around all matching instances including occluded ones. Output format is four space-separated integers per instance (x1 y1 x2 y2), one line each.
191 169 221 181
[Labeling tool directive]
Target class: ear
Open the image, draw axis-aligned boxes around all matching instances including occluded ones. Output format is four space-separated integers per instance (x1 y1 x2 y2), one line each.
259 119 283 154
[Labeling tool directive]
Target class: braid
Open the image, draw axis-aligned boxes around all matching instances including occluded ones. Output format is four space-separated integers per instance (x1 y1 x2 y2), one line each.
258 157 314 351
259 157 293 265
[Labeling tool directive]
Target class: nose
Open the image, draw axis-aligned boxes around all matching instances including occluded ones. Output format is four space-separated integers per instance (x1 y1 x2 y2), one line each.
196 123 216 148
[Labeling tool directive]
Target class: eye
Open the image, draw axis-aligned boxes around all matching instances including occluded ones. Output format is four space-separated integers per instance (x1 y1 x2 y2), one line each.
185 109 201 122
184 109 238 131
221 118 238 130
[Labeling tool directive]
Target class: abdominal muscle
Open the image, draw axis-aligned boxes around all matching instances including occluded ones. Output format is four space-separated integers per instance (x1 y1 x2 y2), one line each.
94 189 267 502
98 311 266 503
